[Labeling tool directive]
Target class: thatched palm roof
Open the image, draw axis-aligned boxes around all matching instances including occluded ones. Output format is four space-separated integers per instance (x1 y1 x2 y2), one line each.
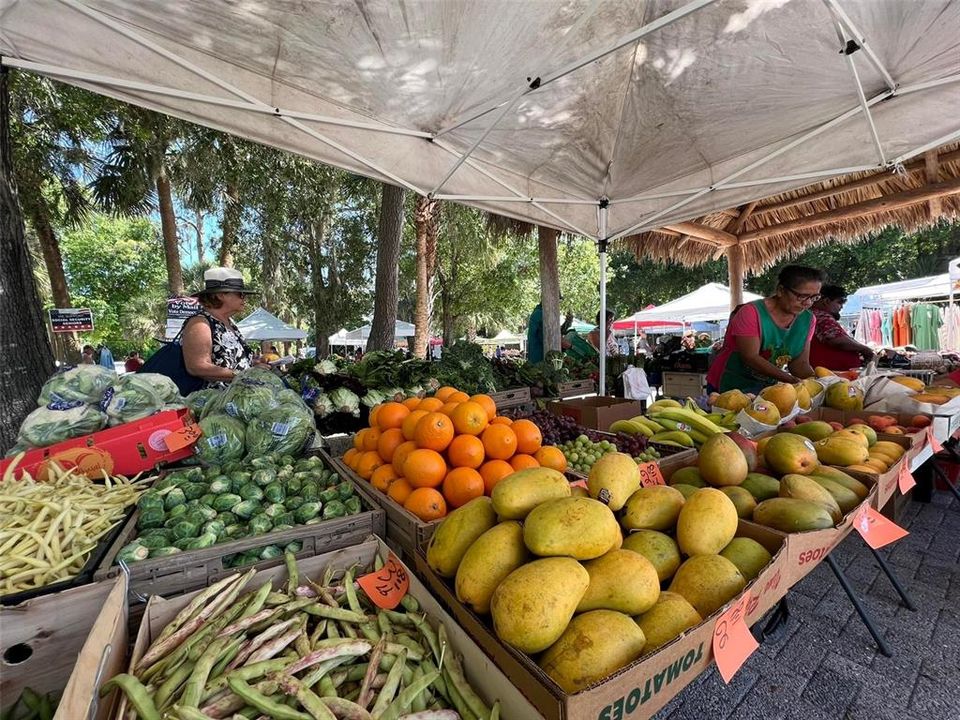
618 142 960 270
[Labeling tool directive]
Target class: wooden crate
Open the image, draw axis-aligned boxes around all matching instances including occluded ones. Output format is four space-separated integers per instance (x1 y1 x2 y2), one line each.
94 455 385 603
557 379 596 398
490 386 532 409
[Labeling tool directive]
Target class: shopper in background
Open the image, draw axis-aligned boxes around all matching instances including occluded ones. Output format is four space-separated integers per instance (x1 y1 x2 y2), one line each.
706 265 823 393
810 286 874 370
587 310 619 356
260 343 281 363
97 344 115 369
81 344 95 364
124 351 144 373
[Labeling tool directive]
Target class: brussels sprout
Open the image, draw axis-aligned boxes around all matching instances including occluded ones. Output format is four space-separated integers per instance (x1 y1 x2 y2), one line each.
182 483 208 501
213 493 243 512
322 500 346 520
224 524 247 538
166 503 189 520
195 504 218 521
199 493 216 507
252 469 277 487
203 464 223 478
263 502 287 518
239 483 264 502
185 467 205 482
204 520 226 537
284 541 303 554
318 488 339 504
249 514 273 535
138 527 169 540
249 456 273 469
264 483 286 504
292 471 314 483
153 475 181 492
272 512 295 527
148 546 182 558
335 482 355 500
231 470 253 485
301 482 319 499
174 537 196 550
116 542 149 564
272 524 295 532
208 476 232 495
138 493 165 511
222 461 243 474
183 532 218 550
164 488 187 511
216 511 238 526
139 508 166 529
232 499 260 520
185 510 209 528
294 501 322 524
170 521 200 541
259 545 284 560
276 466 294 482
138 534 172 549
344 496 362 515
286 478 303 495
284 495 305 511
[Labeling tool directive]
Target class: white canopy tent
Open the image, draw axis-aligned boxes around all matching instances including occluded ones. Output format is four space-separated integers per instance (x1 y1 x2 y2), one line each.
344 320 416 345
236 308 307 341
850 274 951 309
327 328 365 349
4 0 959 389
479 329 526 348
624 283 763 324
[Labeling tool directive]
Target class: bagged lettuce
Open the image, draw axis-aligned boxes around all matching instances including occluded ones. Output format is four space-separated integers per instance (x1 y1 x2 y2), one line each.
195 413 246 464
185 387 223 418
37 365 117 405
17 401 107 448
102 373 181 426
222 377 279 422
245 403 316 458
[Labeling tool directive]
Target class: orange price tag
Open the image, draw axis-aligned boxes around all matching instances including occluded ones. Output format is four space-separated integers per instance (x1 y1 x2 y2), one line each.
569 479 588 489
713 590 758 683
898 462 916 494
854 505 909 550
638 462 665 488
357 552 409 609
164 424 202 452
926 427 943 454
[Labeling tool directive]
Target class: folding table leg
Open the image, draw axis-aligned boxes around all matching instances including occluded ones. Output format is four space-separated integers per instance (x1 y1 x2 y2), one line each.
931 461 960 504
869 546 916 611
826 554 892 657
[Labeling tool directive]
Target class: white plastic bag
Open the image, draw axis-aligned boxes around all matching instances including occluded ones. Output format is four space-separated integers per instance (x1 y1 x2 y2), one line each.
623 366 652 402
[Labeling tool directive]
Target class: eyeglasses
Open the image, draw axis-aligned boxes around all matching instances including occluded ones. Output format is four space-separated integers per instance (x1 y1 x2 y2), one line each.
785 287 821 303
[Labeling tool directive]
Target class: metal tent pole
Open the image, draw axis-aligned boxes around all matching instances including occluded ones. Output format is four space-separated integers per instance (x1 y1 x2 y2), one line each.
598 200 609 396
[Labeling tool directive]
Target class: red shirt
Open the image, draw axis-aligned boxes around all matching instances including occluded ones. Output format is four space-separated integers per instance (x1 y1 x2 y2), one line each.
809 309 860 370
124 357 144 373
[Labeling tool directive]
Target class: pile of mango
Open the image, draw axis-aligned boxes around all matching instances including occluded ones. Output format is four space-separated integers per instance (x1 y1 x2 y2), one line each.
426 458 772 694
769 419 908 475
669 431 874 533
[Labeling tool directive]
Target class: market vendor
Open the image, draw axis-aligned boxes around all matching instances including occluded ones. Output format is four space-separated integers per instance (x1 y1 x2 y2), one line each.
705 265 823 393
809 285 874 370
181 268 257 385
587 310 619 356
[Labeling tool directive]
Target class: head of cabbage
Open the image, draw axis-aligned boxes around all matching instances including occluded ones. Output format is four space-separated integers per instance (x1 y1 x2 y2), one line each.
245 403 316 458
195 413 246 464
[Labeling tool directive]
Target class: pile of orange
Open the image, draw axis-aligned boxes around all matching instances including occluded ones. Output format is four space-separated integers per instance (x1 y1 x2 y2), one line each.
342 385 567 521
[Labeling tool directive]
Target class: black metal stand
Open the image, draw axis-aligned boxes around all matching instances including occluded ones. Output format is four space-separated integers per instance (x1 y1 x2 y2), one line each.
826 554 892 657
760 597 790 640
930 460 960 504
869 546 917 611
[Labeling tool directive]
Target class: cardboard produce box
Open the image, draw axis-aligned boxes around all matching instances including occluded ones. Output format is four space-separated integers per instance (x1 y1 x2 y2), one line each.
547 396 645 431
116 536 538 719
414 522 788 720
0 575 127 720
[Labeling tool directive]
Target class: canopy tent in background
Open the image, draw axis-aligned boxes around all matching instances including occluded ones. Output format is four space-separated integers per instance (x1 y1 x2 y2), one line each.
847 274 952 315
344 320 416 346
569 319 595 334
625 283 763 324
611 314 684 332
327 328 365 348
479 329 526 348
4 0 959 390
236 308 307 341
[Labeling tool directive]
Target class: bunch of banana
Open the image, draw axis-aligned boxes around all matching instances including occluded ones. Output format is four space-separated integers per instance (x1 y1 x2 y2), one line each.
609 415 664 437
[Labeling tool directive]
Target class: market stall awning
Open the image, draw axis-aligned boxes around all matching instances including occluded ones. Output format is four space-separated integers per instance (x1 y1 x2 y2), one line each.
611 314 684 331
3 0 958 246
625 283 763 323
327 328 365 348
236 308 307 341
844 273 954 317
344 320 416 342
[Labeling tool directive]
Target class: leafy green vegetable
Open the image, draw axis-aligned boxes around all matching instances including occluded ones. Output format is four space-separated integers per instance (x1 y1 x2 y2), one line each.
245 403 317 458
102 373 180 426
195 413 246 464
37 365 116 405
17 402 107 448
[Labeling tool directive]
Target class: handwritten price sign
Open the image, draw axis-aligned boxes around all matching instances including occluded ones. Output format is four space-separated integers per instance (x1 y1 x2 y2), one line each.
713 590 758 683
165 424 203 451
926 427 944 454
854 505 909 550
898 462 916 494
637 462 665 488
569 479 588 490
357 552 410 609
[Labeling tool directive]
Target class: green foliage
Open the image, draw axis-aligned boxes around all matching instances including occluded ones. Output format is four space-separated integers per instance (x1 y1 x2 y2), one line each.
557 237 602 321
59 214 167 354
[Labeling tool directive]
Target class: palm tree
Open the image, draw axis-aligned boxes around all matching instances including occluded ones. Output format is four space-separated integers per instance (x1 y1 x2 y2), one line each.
368 183 406 351
90 106 185 296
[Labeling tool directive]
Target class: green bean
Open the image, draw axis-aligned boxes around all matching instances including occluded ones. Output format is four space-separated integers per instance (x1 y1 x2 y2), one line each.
266 591 290 605
154 659 194 710
358 637 386 708
169 706 210 720
157 574 239 643
388 637 424 660
285 551 299 595
296 628 312 658
182 636 231 707
369 647 406 718
226 678 311 720
300 656 353 689
200 658 293 703
211 637 245 679
376 611 392 638
310 619 328 647
100 674 161 720
344 567 362 612
421 659 448 702
317 675 338 698
441 666 477 720
377 670 440 720
399 594 420 613
382 609 415 627
410 666 427 713
440 629 488 720
321 696 373 720
489 699 501 720
327 620 341 639
302 604 369 623
274 673 337 720
412 615 441 666
341 621 359 639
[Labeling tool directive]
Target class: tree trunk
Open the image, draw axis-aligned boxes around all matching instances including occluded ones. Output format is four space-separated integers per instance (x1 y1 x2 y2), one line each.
0 70 56 451
192 207 205 265
413 195 440 358
156 168 184 296
368 183 405 351
441 286 455 348
218 181 238 266
726 244 744 310
261 235 278 313
538 226 561 356
309 214 335 358
32 207 71 308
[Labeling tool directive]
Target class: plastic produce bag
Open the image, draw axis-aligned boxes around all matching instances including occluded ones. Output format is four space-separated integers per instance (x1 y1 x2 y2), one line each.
102 373 181 426
245 402 317 458
37 365 117 405
195 413 246 464
222 375 280 422
17 401 107 448
185 387 223 418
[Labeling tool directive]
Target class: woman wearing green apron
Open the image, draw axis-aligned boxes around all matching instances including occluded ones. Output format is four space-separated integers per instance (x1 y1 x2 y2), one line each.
706 266 824 394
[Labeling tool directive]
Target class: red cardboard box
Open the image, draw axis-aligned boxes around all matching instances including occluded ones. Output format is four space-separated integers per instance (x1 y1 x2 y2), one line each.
0 409 198 481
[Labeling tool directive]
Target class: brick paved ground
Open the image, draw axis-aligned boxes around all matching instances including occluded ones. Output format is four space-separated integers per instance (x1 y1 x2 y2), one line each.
655 489 960 720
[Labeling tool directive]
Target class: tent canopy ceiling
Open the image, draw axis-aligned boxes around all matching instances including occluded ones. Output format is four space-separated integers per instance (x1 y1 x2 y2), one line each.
236 307 307 341
3 0 958 255
627 282 763 322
